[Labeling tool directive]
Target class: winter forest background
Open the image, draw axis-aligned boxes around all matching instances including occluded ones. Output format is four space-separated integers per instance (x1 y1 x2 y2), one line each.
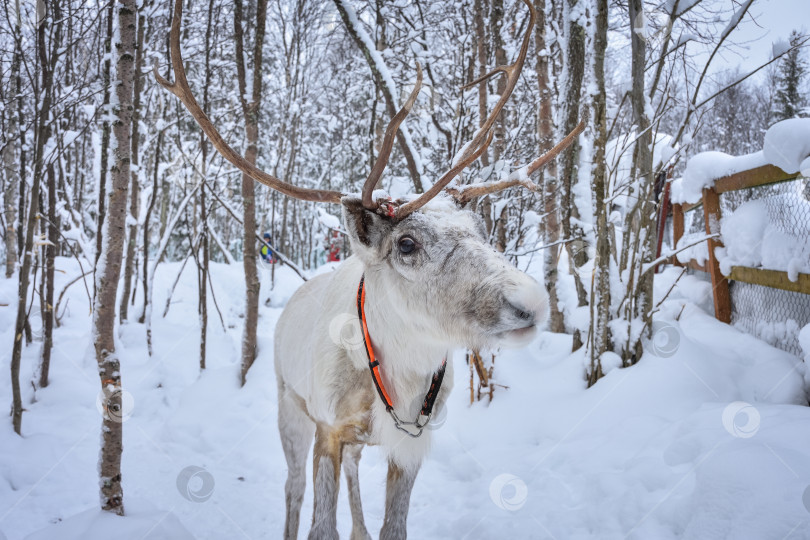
1 0 810 538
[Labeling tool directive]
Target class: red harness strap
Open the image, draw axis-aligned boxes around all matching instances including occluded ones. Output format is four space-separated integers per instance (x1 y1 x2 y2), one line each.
356 275 447 421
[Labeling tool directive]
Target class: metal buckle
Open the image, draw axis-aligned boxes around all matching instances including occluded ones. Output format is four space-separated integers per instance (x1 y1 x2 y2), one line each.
388 409 431 438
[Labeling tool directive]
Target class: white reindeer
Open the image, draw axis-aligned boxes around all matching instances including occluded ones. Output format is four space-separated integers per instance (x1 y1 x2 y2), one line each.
155 0 584 537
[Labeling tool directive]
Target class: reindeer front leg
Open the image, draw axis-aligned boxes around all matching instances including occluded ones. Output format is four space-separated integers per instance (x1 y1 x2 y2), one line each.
342 444 372 540
309 425 342 540
379 460 420 540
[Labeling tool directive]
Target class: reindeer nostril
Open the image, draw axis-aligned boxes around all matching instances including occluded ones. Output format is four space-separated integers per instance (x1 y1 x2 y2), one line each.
503 276 548 329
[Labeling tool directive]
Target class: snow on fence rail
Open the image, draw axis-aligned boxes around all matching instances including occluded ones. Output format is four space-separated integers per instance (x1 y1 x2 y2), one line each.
666 162 810 357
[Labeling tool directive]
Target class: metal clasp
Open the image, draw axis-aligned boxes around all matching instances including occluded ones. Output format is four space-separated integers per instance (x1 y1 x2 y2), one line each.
388 409 431 438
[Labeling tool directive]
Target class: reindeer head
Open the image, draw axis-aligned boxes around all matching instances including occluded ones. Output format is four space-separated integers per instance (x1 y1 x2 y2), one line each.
155 0 583 351
342 195 547 349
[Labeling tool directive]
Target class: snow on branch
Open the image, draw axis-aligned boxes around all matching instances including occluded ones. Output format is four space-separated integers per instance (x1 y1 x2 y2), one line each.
641 233 718 276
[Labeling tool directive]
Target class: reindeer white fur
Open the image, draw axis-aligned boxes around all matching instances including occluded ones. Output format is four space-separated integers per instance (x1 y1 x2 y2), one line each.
274 196 548 539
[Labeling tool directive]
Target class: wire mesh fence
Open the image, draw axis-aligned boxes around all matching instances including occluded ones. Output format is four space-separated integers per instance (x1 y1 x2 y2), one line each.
677 175 810 357
726 177 810 356
730 280 808 357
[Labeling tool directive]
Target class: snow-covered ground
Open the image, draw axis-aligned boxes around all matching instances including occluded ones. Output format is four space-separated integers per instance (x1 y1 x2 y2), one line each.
1 258 809 539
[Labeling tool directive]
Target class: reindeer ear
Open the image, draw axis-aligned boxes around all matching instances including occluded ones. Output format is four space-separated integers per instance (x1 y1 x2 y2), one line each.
341 197 394 262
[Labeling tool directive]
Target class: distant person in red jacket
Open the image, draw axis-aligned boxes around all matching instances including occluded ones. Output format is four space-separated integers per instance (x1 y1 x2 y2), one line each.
326 230 342 262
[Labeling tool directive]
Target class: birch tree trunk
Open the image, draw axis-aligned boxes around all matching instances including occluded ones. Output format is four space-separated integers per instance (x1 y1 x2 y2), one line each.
490 0 509 253
627 0 655 363
2 0 21 279
139 127 161 324
198 0 216 370
234 0 268 386
474 0 489 171
120 5 146 322
560 0 587 350
490 0 506 162
2 137 18 278
95 2 114 269
587 0 610 385
10 0 55 435
14 0 26 269
93 0 136 515
41 156 59 388
534 0 564 333
473 0 493 234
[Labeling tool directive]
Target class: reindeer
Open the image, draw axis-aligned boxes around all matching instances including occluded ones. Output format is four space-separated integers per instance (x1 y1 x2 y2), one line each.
155 0 585 537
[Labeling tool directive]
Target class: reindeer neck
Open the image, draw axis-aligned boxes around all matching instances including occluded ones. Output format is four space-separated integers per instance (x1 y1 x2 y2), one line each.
360 269 449 404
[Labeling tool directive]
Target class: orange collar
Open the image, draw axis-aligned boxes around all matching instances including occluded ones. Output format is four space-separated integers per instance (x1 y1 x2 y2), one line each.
356 275 447 437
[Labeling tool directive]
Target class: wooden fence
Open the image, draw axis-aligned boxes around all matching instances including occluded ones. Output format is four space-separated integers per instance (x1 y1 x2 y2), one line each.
669 164 810 324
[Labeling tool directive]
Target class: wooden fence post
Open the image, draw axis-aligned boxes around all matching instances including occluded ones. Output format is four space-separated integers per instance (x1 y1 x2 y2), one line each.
702 187 732 323
672 203 684 267
655 179 672 273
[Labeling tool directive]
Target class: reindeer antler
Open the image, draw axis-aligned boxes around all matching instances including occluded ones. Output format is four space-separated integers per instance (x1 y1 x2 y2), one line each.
394 0 536 219
447 116 588 204
361 64 423 210
156 0 584 223
395 0 586 220
154 0 422 207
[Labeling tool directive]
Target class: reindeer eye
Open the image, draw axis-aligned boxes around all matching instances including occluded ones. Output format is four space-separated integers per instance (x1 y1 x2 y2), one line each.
398 236 417 254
